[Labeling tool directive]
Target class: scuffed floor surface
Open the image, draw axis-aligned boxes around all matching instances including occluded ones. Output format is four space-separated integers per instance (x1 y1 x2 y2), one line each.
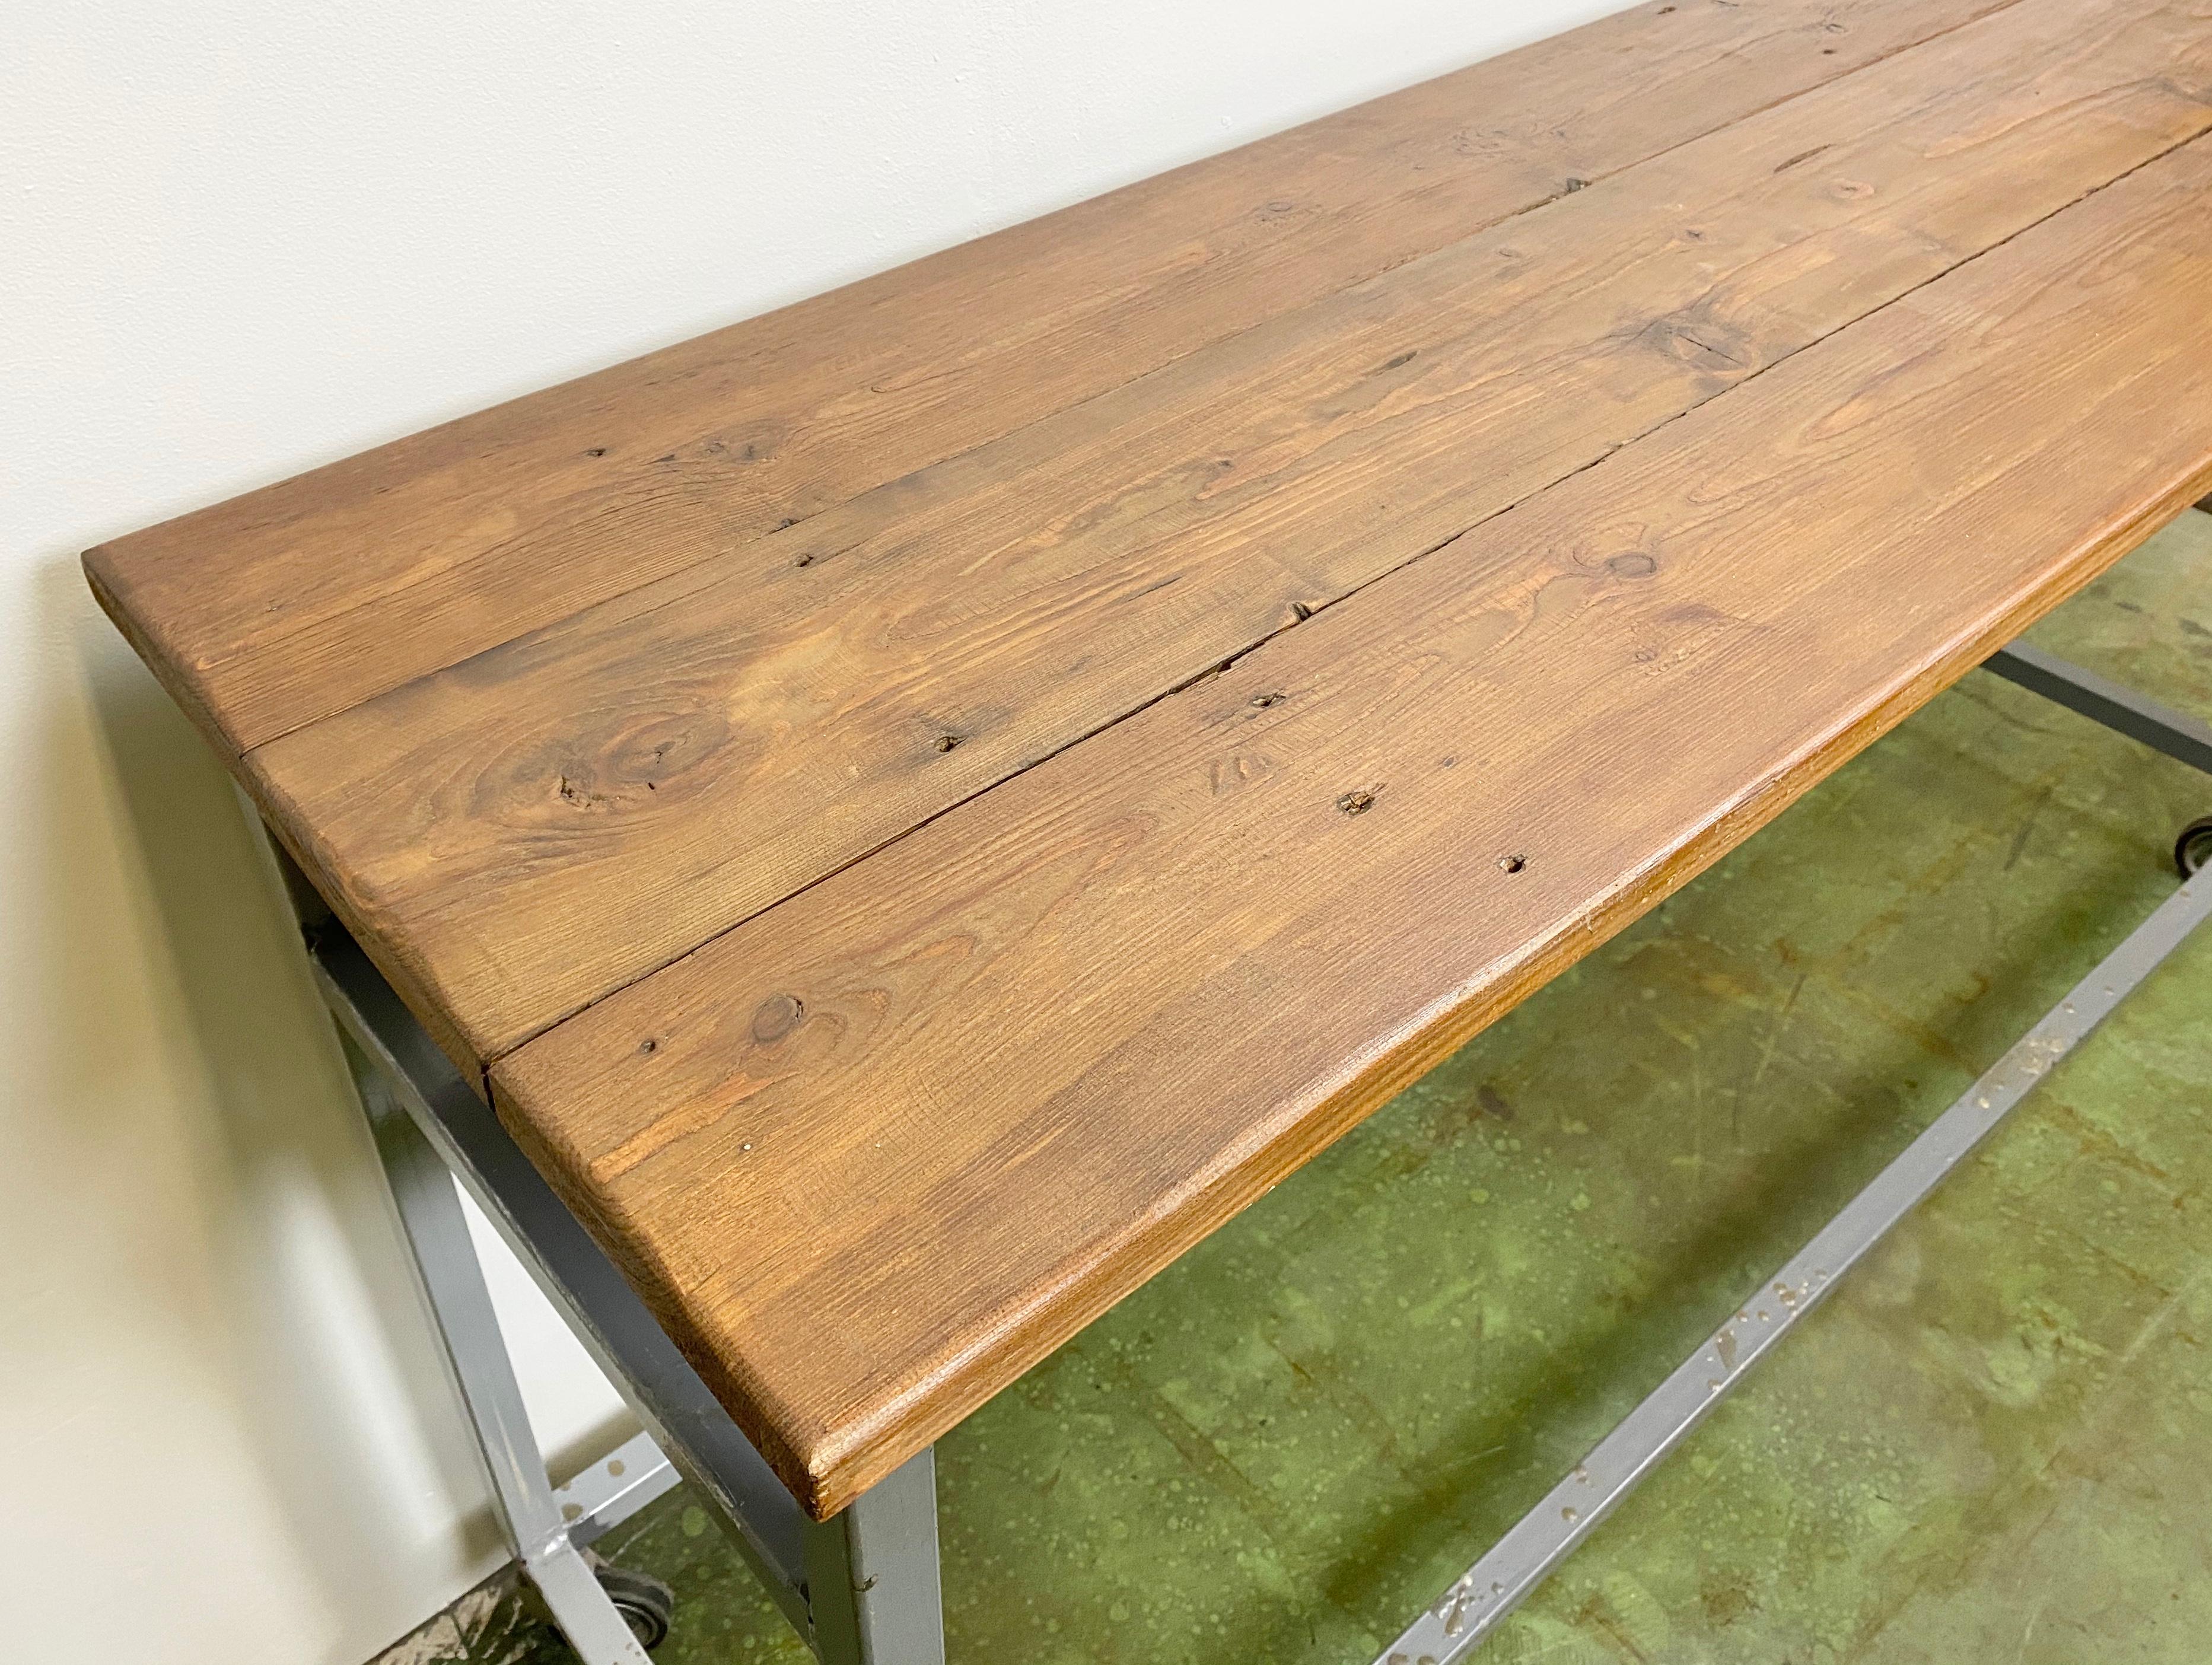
369 509 2212 1665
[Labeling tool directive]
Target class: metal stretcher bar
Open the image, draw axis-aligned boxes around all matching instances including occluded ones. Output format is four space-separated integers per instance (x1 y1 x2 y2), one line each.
1379 645 2212 1664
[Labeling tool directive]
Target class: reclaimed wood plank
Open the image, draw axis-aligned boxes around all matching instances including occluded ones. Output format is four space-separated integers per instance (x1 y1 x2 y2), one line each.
248 0 2212 1069
84 0 2013 755
494 135 2212 1516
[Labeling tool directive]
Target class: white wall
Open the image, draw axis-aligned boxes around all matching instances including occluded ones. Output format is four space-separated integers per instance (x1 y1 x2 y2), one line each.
1 3 1621 1660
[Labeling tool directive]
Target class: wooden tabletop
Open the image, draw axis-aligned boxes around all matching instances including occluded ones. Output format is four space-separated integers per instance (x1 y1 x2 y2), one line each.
89 0 2212 1517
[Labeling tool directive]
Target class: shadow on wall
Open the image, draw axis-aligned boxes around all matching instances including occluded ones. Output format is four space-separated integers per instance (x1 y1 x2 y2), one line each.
34 553 507 1651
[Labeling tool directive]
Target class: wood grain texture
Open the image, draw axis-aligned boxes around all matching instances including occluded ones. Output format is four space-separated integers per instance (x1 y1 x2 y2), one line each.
83 0 2012 757
245 0 2212 1069
495 136 2212 1517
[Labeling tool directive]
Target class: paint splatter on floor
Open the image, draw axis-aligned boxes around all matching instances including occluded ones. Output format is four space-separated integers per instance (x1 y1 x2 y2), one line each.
368 510 2212 1664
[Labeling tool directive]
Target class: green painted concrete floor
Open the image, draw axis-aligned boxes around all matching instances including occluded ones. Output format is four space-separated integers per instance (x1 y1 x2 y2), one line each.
371 510 2212 1665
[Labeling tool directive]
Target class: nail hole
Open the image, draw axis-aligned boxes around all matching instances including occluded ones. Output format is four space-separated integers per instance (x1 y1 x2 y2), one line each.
1291 601 1315 621
795 552 816 568
1337 789 1377 816
934 733 963 753
1251 692 1285 708
1498 854 1527 873
638 1037 658 1054
584 446 608 457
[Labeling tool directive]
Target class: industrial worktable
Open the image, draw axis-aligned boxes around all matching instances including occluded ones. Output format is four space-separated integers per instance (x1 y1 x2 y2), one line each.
87 0 2212 1656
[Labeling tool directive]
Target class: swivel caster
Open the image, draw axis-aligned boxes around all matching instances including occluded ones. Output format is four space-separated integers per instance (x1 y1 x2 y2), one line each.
588 1552 676 1651
2175 816 2212 880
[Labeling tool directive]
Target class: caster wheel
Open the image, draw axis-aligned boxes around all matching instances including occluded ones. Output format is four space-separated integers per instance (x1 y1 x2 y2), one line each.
2175 816 2212 880
592 1557 676 1651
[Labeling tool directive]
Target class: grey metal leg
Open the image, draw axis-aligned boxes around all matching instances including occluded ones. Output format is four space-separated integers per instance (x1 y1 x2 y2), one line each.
348 1031 654 1665
235 795 947 1663
803 1450 948 1665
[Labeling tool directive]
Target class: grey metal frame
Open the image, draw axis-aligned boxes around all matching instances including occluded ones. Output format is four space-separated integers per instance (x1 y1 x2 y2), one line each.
1985 642 2212 775
553 1430 682 1551
237 636 2205 1665
1377 642 2212 1664
238 807 945 1665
